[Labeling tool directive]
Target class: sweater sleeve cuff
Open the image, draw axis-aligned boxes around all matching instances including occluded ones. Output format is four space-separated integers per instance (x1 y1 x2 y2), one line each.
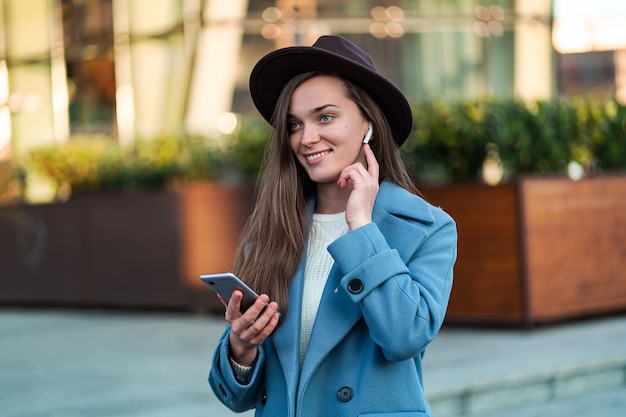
229 356 253 384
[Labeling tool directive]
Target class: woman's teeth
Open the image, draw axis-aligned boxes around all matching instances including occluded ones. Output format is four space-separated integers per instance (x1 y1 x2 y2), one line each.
306 150 330 160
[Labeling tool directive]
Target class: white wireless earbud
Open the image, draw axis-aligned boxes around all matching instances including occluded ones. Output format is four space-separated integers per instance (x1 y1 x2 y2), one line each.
363 122 373 144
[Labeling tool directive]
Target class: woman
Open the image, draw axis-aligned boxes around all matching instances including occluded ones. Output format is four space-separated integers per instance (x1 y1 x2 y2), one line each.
209 35 457 417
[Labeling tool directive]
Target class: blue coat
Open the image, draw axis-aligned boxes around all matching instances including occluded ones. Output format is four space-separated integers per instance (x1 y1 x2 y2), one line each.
209 181 457 416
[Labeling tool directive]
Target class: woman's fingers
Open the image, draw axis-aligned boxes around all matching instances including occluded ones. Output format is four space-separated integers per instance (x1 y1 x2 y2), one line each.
226 292 280 365
227 291 279 341
251 309 280 343
245 301 280 342
217 294 229 309
339 146 380 229
224 290 245 323
337 144 379 188
338 162 372 189
363 144 380 181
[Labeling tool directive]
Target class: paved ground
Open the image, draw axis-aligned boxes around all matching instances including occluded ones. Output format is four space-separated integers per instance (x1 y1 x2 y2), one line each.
423 314 626 417
1 308 625 417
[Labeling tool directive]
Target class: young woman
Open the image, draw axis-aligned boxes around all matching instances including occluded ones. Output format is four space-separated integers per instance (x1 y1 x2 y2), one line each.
209 35 457 417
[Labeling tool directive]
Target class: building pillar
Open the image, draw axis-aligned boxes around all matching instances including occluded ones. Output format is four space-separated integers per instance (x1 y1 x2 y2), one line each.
514 0 554 100
615 49 626 105
185 0 248 136
2 0 69 156
113 0 191 143
0 3 10 158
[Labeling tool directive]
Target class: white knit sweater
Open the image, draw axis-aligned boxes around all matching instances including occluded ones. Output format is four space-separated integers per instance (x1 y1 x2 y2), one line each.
300 211 349 367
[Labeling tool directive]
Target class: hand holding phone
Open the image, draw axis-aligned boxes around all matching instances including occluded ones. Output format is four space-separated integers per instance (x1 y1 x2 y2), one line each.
203 273 281 367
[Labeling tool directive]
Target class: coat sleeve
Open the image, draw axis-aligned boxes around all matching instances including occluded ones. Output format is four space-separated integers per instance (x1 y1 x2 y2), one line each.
327 205 457 361
208 327 265 412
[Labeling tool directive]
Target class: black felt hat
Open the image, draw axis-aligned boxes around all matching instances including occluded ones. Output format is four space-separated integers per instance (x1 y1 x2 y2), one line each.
249 35 413 146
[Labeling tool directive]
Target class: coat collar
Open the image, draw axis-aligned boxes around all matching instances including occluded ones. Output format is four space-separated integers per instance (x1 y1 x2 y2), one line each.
375 181 435 225
304 181 435 225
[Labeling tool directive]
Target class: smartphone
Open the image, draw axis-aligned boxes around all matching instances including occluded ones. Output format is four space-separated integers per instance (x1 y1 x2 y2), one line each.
200 272 259 312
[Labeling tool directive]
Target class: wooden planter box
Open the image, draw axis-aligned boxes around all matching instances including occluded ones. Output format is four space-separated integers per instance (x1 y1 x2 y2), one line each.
424 174 626 327
0 182 253 312
3 175 625 325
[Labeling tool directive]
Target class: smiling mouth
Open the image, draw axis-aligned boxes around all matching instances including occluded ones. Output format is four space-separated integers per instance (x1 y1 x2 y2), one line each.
305 150 331 161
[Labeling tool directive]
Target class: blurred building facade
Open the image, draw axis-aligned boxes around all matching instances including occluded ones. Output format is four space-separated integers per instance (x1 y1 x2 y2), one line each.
0 0 623 158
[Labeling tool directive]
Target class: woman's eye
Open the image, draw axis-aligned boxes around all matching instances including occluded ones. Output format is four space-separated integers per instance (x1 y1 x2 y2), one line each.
320 114 333 123
288 121 301 133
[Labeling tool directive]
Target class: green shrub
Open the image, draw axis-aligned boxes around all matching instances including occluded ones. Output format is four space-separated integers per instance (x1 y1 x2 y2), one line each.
23 134 228 197
3 96 626 204
26 136 124 193
0 159 23 205
402 97 626 185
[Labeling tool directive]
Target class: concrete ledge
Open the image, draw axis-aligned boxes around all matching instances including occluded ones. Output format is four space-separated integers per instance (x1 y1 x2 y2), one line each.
429 358 626 417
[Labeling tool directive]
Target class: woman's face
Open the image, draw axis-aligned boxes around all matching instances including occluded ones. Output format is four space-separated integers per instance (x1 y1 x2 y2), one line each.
288 75 370 185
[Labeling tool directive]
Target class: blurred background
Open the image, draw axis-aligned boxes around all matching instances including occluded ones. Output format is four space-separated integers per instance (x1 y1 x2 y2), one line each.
1 0 624 155
1 2 626 416
1 0 625 324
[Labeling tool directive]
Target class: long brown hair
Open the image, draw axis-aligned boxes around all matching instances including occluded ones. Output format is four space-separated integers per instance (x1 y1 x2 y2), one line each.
233 72 419 318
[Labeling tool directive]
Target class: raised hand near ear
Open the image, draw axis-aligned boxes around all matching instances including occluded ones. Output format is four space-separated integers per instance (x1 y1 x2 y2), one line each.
338 144 379 230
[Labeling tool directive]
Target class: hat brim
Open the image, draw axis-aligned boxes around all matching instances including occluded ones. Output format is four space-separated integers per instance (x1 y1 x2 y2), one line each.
249 46 413 146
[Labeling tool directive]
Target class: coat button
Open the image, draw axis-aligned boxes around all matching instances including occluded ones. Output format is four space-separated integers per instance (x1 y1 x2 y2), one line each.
261 390 267 405
348 279 363 294
337 386 354 402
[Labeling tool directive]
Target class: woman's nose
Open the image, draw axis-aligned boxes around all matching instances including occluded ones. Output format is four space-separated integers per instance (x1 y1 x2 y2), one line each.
300 125 320 147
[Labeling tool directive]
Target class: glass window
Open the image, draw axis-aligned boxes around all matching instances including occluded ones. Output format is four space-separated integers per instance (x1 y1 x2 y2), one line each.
233 0 515 114
61 0 116 136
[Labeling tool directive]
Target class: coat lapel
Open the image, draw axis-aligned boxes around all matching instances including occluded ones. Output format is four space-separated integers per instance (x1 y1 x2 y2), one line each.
299 264 362 379
372 182 433 263
271 263 304 401
271 197 314 399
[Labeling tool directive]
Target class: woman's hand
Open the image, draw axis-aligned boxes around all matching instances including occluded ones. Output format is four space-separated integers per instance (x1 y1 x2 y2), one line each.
219 290 280 366
338 144 380 230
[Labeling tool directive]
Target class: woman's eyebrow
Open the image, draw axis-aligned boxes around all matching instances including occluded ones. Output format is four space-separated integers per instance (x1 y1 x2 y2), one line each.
311 104 338 114
287 104 339 120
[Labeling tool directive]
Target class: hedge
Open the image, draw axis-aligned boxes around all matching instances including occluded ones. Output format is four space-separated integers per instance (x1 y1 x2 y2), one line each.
1 96 625 204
